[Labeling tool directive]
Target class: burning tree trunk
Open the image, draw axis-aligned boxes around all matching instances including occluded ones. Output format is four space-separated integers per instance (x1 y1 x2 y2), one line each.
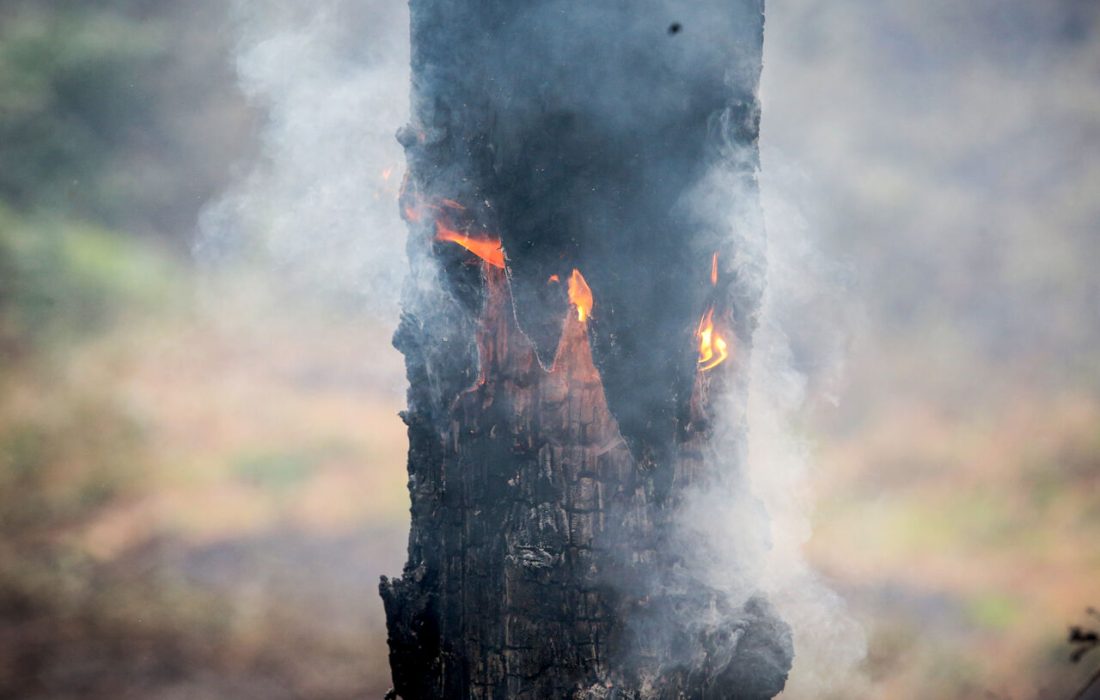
380 2 792 698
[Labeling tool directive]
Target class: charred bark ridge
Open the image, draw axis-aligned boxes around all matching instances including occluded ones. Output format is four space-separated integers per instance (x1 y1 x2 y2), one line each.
380 2 792 697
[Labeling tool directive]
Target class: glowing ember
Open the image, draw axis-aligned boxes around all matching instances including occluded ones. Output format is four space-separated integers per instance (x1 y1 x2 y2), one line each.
435 221 505 268
568 269 593 322
548 274 560 283
696 307 729 371
710 252 718 286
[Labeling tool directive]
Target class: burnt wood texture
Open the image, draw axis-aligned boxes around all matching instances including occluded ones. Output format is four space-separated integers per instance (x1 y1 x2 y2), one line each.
380 2 792 697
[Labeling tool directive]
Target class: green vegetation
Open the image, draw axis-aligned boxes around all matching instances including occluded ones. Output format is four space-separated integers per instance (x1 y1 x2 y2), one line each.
0 3 263 696
0 0 251 235
234 449 325 494
0 205 182 357
0 7 163 218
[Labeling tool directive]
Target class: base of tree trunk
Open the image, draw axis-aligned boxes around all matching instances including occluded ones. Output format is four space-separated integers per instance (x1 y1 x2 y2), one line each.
381 269 791 698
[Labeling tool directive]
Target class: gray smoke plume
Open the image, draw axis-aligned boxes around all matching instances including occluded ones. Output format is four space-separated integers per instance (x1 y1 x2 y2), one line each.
201 0 866 695
196 0 410 319
662 140 866 698
748 150 867 696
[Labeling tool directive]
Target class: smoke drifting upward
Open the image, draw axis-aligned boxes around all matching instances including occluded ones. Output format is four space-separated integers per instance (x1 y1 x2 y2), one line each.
196 0 410 318
202 0 866 695
657 134 867 699
748 154 868 696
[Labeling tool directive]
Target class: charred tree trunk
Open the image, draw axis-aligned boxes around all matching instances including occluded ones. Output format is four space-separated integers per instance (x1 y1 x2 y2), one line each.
380 2 793 698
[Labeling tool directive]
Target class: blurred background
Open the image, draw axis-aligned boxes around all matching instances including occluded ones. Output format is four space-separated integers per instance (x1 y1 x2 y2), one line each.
0 0 1097 698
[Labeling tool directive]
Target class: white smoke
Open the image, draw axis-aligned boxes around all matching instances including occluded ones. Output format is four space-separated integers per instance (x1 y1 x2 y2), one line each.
196 0 410 321
671 147 867 696
748 150 868 697
200 1 868 695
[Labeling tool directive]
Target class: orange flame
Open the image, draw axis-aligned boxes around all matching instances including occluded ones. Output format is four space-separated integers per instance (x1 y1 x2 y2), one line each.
548 274 560 283
568 269 593 322
710 252 719 286
435 222 505 268
696 307 729 372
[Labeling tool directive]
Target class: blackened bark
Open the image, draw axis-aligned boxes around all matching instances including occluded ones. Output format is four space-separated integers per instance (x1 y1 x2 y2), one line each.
380 2 792 698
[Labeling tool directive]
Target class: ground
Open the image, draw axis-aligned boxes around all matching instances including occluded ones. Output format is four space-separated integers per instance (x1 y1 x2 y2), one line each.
0 234 1097 699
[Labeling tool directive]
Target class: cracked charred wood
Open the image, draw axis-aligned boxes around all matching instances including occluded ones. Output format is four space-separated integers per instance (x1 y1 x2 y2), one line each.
380 1 792 698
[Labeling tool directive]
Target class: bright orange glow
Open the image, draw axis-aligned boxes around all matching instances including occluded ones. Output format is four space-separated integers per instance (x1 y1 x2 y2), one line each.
710 252 719 286
696 307 729 371
548 274 560 283
568 269 593 322
435 221 505 268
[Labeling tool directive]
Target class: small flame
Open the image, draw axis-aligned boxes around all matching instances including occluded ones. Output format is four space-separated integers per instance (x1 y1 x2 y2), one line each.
548 274 560 283
696 307 729 372
435 222 505 268
568 269 593 322
710 252 719 286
